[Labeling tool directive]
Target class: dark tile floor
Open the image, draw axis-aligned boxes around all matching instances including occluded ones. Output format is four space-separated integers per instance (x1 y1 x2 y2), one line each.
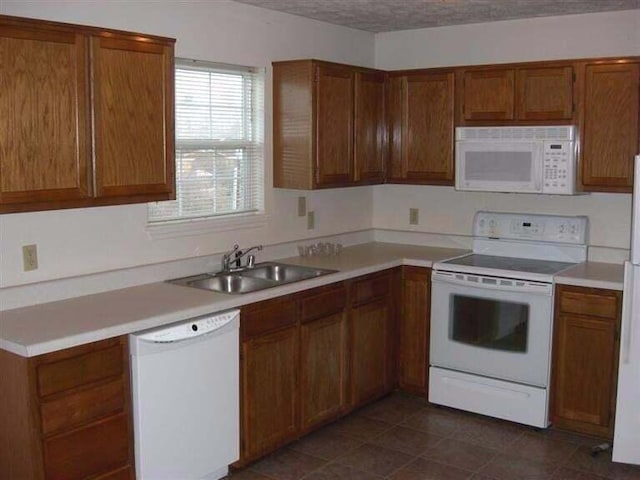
231 392 640 480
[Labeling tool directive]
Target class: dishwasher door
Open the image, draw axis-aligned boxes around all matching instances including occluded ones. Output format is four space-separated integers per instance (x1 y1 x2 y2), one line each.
130 309 239 480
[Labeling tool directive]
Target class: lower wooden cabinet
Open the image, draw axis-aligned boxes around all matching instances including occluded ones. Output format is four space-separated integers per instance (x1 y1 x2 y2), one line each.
397 266 431 396
551 285 622 438
299 286 349 432
242 325 298 460
238 272 397 465
350 271 396 408
0 337 134 480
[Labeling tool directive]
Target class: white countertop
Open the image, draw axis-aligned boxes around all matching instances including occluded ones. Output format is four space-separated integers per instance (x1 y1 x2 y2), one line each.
0 242 625 358
0 243 465 357
554 261 625 291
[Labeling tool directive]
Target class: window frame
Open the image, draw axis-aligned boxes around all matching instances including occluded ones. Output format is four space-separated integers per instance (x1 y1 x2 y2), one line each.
147 58 266 238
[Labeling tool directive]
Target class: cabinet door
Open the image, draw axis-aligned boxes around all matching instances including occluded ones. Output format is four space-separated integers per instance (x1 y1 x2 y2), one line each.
462 68 515 121
92 36 174 200
552 314 618 437
354 71 385 184
516 66 574 120
580 61 639 192
0 25 90 210
315 65 354 186
402 73 455 184
242 327 298 460
300 312 348 431
398 267 431 395
350 299 392 407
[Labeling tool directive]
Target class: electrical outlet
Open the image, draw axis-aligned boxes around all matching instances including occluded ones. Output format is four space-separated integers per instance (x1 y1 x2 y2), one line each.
22 244 38 271
409 208 419 225
307 211 315 230
298 196 306 217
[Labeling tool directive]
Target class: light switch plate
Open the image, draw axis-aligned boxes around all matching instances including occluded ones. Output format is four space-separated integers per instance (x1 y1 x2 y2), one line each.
298 196 306 217
307 211 315 230
22 244 38 271
409 208 419 225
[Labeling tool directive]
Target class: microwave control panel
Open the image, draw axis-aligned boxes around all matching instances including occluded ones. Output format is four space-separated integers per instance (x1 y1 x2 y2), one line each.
542 141 575 194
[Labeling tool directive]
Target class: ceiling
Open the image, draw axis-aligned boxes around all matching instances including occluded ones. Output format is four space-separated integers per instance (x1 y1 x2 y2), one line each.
232 0 640 32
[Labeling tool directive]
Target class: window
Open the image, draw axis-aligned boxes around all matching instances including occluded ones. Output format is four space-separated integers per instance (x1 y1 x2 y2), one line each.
148 59 264 224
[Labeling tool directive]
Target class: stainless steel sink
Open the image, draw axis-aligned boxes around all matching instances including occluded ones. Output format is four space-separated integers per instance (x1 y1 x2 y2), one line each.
168 262 337 294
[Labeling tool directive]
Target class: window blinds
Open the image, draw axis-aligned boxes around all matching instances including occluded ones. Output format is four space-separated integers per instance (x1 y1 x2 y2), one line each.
149 59 264 223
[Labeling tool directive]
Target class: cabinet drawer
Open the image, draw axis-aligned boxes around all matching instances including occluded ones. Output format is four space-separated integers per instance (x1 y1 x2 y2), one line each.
43 413 130 480
351 272 391 306
558 288 620 319
242 296 298 339
301 285 347 322
37 344 124 397
40 378 125 436
92 465 134 480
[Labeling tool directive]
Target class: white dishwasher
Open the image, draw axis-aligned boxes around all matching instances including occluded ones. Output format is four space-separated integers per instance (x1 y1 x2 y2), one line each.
130 309 239 480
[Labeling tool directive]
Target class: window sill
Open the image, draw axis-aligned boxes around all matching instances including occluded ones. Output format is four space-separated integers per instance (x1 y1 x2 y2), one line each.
146 212 269 240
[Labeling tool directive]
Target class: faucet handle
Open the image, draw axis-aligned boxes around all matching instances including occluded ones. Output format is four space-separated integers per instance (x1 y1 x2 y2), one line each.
247 255 256 268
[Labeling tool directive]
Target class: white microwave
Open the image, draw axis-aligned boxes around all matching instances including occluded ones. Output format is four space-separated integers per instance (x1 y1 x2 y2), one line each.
455 126 578 195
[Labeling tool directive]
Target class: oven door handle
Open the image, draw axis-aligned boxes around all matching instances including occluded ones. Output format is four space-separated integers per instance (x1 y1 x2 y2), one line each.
432 271 553 296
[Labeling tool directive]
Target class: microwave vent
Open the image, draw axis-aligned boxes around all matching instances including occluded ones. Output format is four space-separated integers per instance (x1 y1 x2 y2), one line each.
456 126 575 141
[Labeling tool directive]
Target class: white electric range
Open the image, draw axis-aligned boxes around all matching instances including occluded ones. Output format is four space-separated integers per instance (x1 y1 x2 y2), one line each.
429 211 588 428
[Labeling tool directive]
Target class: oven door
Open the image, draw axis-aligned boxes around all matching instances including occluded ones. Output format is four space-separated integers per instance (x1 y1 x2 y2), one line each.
430 270 553 387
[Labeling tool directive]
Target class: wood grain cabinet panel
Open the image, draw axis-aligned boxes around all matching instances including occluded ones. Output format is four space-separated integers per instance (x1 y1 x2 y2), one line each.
355 71 386 184
350 298 393 407
43 413 130 480
551 285 622 438
242 326 298 460
0 336 134 480
398 267 431 396
0 24 90 207
388 72 455 185
579 60 639 192
316 64 355 186
273 59 386 189
516 66 574 120
300 312 349 431
462 68 515 121
0 15 175 213
92 35 174 199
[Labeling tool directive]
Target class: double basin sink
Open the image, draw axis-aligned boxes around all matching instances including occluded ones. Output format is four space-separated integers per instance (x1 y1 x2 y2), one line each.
169 262 337 294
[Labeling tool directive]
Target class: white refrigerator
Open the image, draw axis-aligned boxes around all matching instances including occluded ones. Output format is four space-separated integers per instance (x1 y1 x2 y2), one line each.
613 155 640 465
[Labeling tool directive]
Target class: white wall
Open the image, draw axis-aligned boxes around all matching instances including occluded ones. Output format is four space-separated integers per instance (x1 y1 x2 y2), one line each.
373 10 640 262
0 0 375 288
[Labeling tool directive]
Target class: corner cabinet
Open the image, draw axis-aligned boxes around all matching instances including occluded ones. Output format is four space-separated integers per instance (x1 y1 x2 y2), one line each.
273 60 386 189
551 285 622 439
0 15 175 213
0 337 134 480
388 71 455 185
577 59 639 193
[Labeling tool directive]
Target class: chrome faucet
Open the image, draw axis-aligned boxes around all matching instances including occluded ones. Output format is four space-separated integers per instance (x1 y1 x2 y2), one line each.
221 244 263 272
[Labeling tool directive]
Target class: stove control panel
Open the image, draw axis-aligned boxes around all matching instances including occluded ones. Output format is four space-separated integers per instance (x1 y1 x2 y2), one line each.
474 211 588 244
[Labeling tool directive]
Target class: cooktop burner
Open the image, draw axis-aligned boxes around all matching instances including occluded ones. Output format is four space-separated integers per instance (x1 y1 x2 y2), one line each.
441 254 576 277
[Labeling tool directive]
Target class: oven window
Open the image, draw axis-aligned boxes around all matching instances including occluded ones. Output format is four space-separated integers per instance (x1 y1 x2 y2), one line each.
450 294 529 352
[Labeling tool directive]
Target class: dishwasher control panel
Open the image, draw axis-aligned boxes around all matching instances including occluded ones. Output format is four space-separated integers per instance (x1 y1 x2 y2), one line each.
135 309 240 343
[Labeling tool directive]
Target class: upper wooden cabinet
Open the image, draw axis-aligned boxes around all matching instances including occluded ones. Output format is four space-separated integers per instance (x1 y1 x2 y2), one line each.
355 71 386 184
0 15 175 213
457 64 575 125
578 59 639 193
388 71 455 185
273 59 386 189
